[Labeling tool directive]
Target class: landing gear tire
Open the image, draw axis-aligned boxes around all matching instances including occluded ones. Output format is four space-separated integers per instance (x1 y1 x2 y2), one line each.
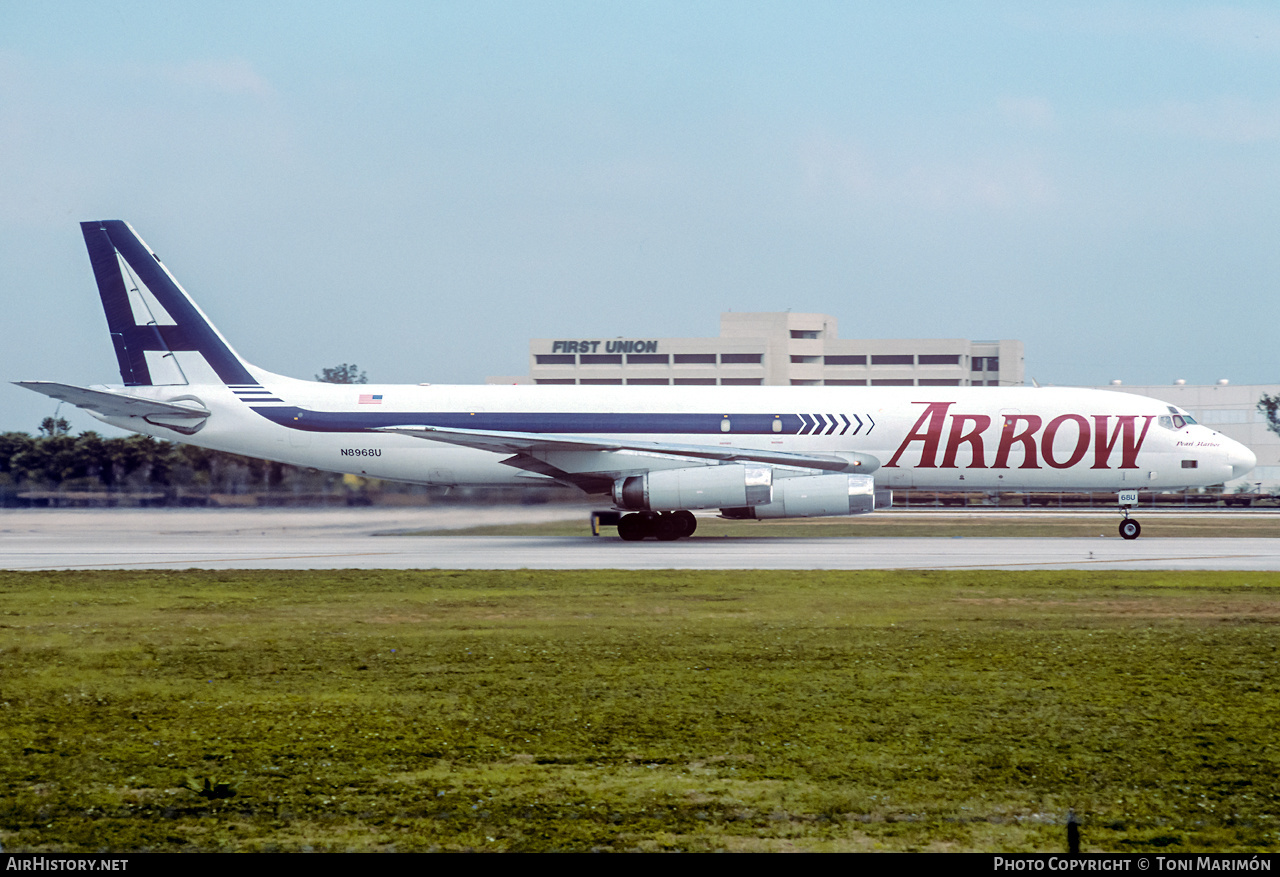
618 513 649 541
1119 519 1141 540
654 514 683 541
617 510 696 541
671 510 697 538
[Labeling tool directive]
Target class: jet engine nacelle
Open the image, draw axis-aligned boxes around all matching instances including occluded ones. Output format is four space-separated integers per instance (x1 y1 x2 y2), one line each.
719 473 888 519
614 464 773 511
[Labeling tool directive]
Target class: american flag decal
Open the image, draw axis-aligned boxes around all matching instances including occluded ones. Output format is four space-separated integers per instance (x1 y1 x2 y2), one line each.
358 394 383 404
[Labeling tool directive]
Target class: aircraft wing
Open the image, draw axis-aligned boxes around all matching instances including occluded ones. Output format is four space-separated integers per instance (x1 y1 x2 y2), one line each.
378 424 878 493
14 381 211 419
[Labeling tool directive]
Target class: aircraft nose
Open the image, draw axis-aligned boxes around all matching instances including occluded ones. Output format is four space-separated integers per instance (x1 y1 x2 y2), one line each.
1229 441 1257 481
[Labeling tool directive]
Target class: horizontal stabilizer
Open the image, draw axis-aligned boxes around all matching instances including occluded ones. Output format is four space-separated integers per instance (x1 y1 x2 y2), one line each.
14 381 211 420
378 424 879 473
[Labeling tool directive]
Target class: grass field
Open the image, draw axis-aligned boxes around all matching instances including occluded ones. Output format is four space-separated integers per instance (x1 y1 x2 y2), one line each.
2 569 1278 852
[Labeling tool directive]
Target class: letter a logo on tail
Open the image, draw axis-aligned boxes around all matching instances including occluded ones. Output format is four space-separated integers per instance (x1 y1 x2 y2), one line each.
81 221 255 387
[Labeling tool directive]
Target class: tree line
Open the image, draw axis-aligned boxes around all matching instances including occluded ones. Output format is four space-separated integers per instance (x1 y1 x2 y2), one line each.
0 429 345 501
0 426 562 508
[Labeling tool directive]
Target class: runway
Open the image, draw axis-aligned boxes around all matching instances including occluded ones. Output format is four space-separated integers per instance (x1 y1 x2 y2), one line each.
4 507 1280 570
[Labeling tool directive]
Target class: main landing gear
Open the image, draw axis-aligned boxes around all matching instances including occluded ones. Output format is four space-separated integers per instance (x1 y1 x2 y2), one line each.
616 510 698 541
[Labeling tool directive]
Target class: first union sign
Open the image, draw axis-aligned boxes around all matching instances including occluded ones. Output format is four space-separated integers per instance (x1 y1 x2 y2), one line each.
551 340 659 354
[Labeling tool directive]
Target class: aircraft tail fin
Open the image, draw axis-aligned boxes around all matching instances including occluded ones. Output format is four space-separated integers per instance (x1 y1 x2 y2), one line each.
81 220 256 387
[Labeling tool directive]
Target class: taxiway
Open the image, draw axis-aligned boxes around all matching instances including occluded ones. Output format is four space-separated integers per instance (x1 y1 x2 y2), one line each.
3 507 1280 571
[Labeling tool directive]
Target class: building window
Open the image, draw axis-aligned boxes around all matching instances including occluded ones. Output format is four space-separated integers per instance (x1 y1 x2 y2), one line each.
972 356 1000 372
919 378 961 386
1196 409 1251 424
871 378 913 386
534 379 575 384
871 354 914 366
580 354 622 365
535 354 575 365
824 355 866 366
627 378 669 385
673 353 717 364
626 354 669 364
790 379 821 386
674 378 716 385
580 378 623 385
721 353 763 364
919 354 960 366
824 379 867 386
721 378 763 385
790 356 820 364
790 330 820 339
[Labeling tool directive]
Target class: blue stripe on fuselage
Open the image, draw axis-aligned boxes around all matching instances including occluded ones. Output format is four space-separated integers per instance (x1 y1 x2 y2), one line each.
251 406 805 436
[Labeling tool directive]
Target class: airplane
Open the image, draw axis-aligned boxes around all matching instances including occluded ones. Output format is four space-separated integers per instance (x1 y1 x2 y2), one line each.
16 220 1257 541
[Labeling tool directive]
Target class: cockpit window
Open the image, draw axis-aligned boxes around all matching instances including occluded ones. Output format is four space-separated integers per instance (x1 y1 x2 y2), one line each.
1158 413 1192 430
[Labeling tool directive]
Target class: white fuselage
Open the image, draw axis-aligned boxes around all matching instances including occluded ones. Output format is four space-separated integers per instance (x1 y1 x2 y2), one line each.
89 367 1256 494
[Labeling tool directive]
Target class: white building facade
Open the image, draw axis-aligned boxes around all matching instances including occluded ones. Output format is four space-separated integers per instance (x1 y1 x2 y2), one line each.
491 312 1024 389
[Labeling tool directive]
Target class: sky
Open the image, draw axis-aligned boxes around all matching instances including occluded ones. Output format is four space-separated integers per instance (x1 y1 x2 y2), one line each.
3 1 1279 435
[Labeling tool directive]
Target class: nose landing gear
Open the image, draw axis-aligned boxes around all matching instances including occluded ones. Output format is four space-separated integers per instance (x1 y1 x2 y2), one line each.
1118 490 1141 540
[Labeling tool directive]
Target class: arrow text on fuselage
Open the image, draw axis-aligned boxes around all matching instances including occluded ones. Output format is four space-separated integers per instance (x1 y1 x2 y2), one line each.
884 402 1154 470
